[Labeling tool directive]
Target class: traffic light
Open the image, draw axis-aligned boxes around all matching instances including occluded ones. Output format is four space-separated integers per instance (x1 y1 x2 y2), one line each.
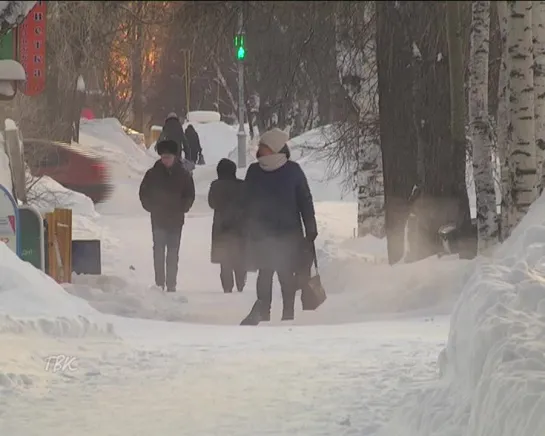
234 34 246 61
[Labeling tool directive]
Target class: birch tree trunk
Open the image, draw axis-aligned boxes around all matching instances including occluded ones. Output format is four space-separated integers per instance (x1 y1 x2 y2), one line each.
533 1 545 193
357 140 385 238
469 0 498 251
507 0 537 228
497 0 511 239
447 1 476 259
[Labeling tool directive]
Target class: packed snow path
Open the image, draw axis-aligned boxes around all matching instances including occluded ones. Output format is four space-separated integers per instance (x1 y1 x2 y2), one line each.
0 317 447 436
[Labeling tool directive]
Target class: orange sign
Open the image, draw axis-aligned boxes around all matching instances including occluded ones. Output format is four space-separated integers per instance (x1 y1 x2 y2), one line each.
17 1 47 96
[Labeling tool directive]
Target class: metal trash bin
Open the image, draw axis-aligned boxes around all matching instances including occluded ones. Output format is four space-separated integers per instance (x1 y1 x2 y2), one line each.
71 239 101 275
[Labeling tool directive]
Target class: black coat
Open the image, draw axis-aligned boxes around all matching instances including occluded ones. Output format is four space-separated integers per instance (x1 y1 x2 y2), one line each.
158 118 189 159
244 160 317 272
208 177 246 265
185 125 202 163
139 160 195 229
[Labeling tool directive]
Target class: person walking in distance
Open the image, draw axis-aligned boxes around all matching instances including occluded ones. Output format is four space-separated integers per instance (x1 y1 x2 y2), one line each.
243 128 317 322
208 158 247 293
184 124 204 165
139 139 195 293
157 112 189 161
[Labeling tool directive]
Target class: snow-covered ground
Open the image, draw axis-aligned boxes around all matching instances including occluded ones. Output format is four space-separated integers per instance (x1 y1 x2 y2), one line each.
2 117 538 435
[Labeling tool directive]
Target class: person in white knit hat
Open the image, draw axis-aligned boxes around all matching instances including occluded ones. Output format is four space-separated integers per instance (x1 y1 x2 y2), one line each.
240 127 318 325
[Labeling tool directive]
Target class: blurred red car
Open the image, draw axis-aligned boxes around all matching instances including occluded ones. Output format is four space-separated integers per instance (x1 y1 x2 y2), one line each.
23 139 113 204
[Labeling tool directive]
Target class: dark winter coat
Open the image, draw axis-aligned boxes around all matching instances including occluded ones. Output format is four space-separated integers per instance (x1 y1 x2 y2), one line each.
139 160 195 229
158 118 189 159
184 125 202 163
208 177 247 265
209 159 246 265
244 160 317 272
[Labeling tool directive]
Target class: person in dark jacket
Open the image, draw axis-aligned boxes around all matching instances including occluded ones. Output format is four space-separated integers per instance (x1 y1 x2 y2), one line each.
158 113 190 160
208 158 247 293
243 128 318 322
139 139 196 292
184 124 203 164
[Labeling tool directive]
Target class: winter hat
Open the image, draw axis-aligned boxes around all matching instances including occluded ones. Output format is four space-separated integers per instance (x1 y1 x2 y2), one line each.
217 158 237 179
166 112 178 120
156 139 178 156
259 128 289 154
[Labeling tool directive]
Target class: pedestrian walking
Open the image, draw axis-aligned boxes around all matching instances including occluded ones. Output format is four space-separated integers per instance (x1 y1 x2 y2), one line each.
184 124 203 165
157 112 189 161
208 158 247 293
241 128 317 323
139 139 195 293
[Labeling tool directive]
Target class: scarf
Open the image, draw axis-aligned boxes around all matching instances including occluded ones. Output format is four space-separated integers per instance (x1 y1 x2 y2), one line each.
258 153 288 172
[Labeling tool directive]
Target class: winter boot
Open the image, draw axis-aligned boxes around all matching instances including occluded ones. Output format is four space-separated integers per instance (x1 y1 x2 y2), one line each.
240 300 265 326
281 310 294 321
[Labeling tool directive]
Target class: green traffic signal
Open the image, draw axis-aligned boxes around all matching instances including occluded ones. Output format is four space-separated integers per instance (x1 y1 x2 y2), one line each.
237 46 246 61
234 33 246 61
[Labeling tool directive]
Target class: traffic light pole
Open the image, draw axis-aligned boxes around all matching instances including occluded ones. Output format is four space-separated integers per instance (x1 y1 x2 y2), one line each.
236 7 247 168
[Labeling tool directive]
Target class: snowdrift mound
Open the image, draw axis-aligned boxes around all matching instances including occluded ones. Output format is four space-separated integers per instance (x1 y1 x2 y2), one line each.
0 243 114 338
27 175 104 240
65 274 190 322
187 110 221 123
381 194 545 436
289 126 356 202
320 252 470 318
79 118 155 180
28 175 97 218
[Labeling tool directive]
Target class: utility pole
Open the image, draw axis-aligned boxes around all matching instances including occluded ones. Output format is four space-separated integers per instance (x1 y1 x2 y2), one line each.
235 6 247 168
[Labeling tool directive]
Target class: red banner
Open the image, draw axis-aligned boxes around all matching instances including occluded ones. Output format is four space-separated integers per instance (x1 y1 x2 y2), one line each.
17 1 47 96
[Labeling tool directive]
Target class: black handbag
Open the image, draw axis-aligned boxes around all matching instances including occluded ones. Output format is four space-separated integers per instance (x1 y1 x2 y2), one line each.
300 243 327 311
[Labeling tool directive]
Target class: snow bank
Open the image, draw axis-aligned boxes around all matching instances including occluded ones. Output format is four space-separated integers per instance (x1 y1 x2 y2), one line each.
382 193 545 436
288 126 356 202
65 275 190 322
28 175 97 218
27 175 105 240
187 110 221 123
79 118 155 180
0 243 114 337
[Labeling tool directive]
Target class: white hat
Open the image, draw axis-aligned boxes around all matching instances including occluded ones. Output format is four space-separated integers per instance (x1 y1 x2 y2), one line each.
166 112 178 120
259 128 289 154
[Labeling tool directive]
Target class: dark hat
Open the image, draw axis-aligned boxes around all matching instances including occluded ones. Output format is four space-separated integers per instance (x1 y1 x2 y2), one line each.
156 139 178 156
217 158 237 179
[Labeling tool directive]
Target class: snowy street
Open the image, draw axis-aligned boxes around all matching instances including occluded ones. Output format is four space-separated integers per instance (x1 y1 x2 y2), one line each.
3 117 544 436
0 317 447 436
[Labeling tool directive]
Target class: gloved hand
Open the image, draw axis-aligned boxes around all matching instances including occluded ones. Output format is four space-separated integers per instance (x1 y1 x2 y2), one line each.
306 231 318 242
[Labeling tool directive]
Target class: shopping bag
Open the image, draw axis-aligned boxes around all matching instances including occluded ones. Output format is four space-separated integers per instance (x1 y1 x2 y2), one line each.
300 243 327 311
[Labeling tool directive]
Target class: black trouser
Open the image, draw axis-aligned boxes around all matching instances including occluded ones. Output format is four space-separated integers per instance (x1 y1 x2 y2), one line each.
152 224 183 290
256 269 296 317
220 264 247 292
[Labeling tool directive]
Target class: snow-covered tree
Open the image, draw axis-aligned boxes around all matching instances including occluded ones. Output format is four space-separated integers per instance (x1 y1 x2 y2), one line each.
468 0 498 251
533 1 545 193
507 0 538 229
